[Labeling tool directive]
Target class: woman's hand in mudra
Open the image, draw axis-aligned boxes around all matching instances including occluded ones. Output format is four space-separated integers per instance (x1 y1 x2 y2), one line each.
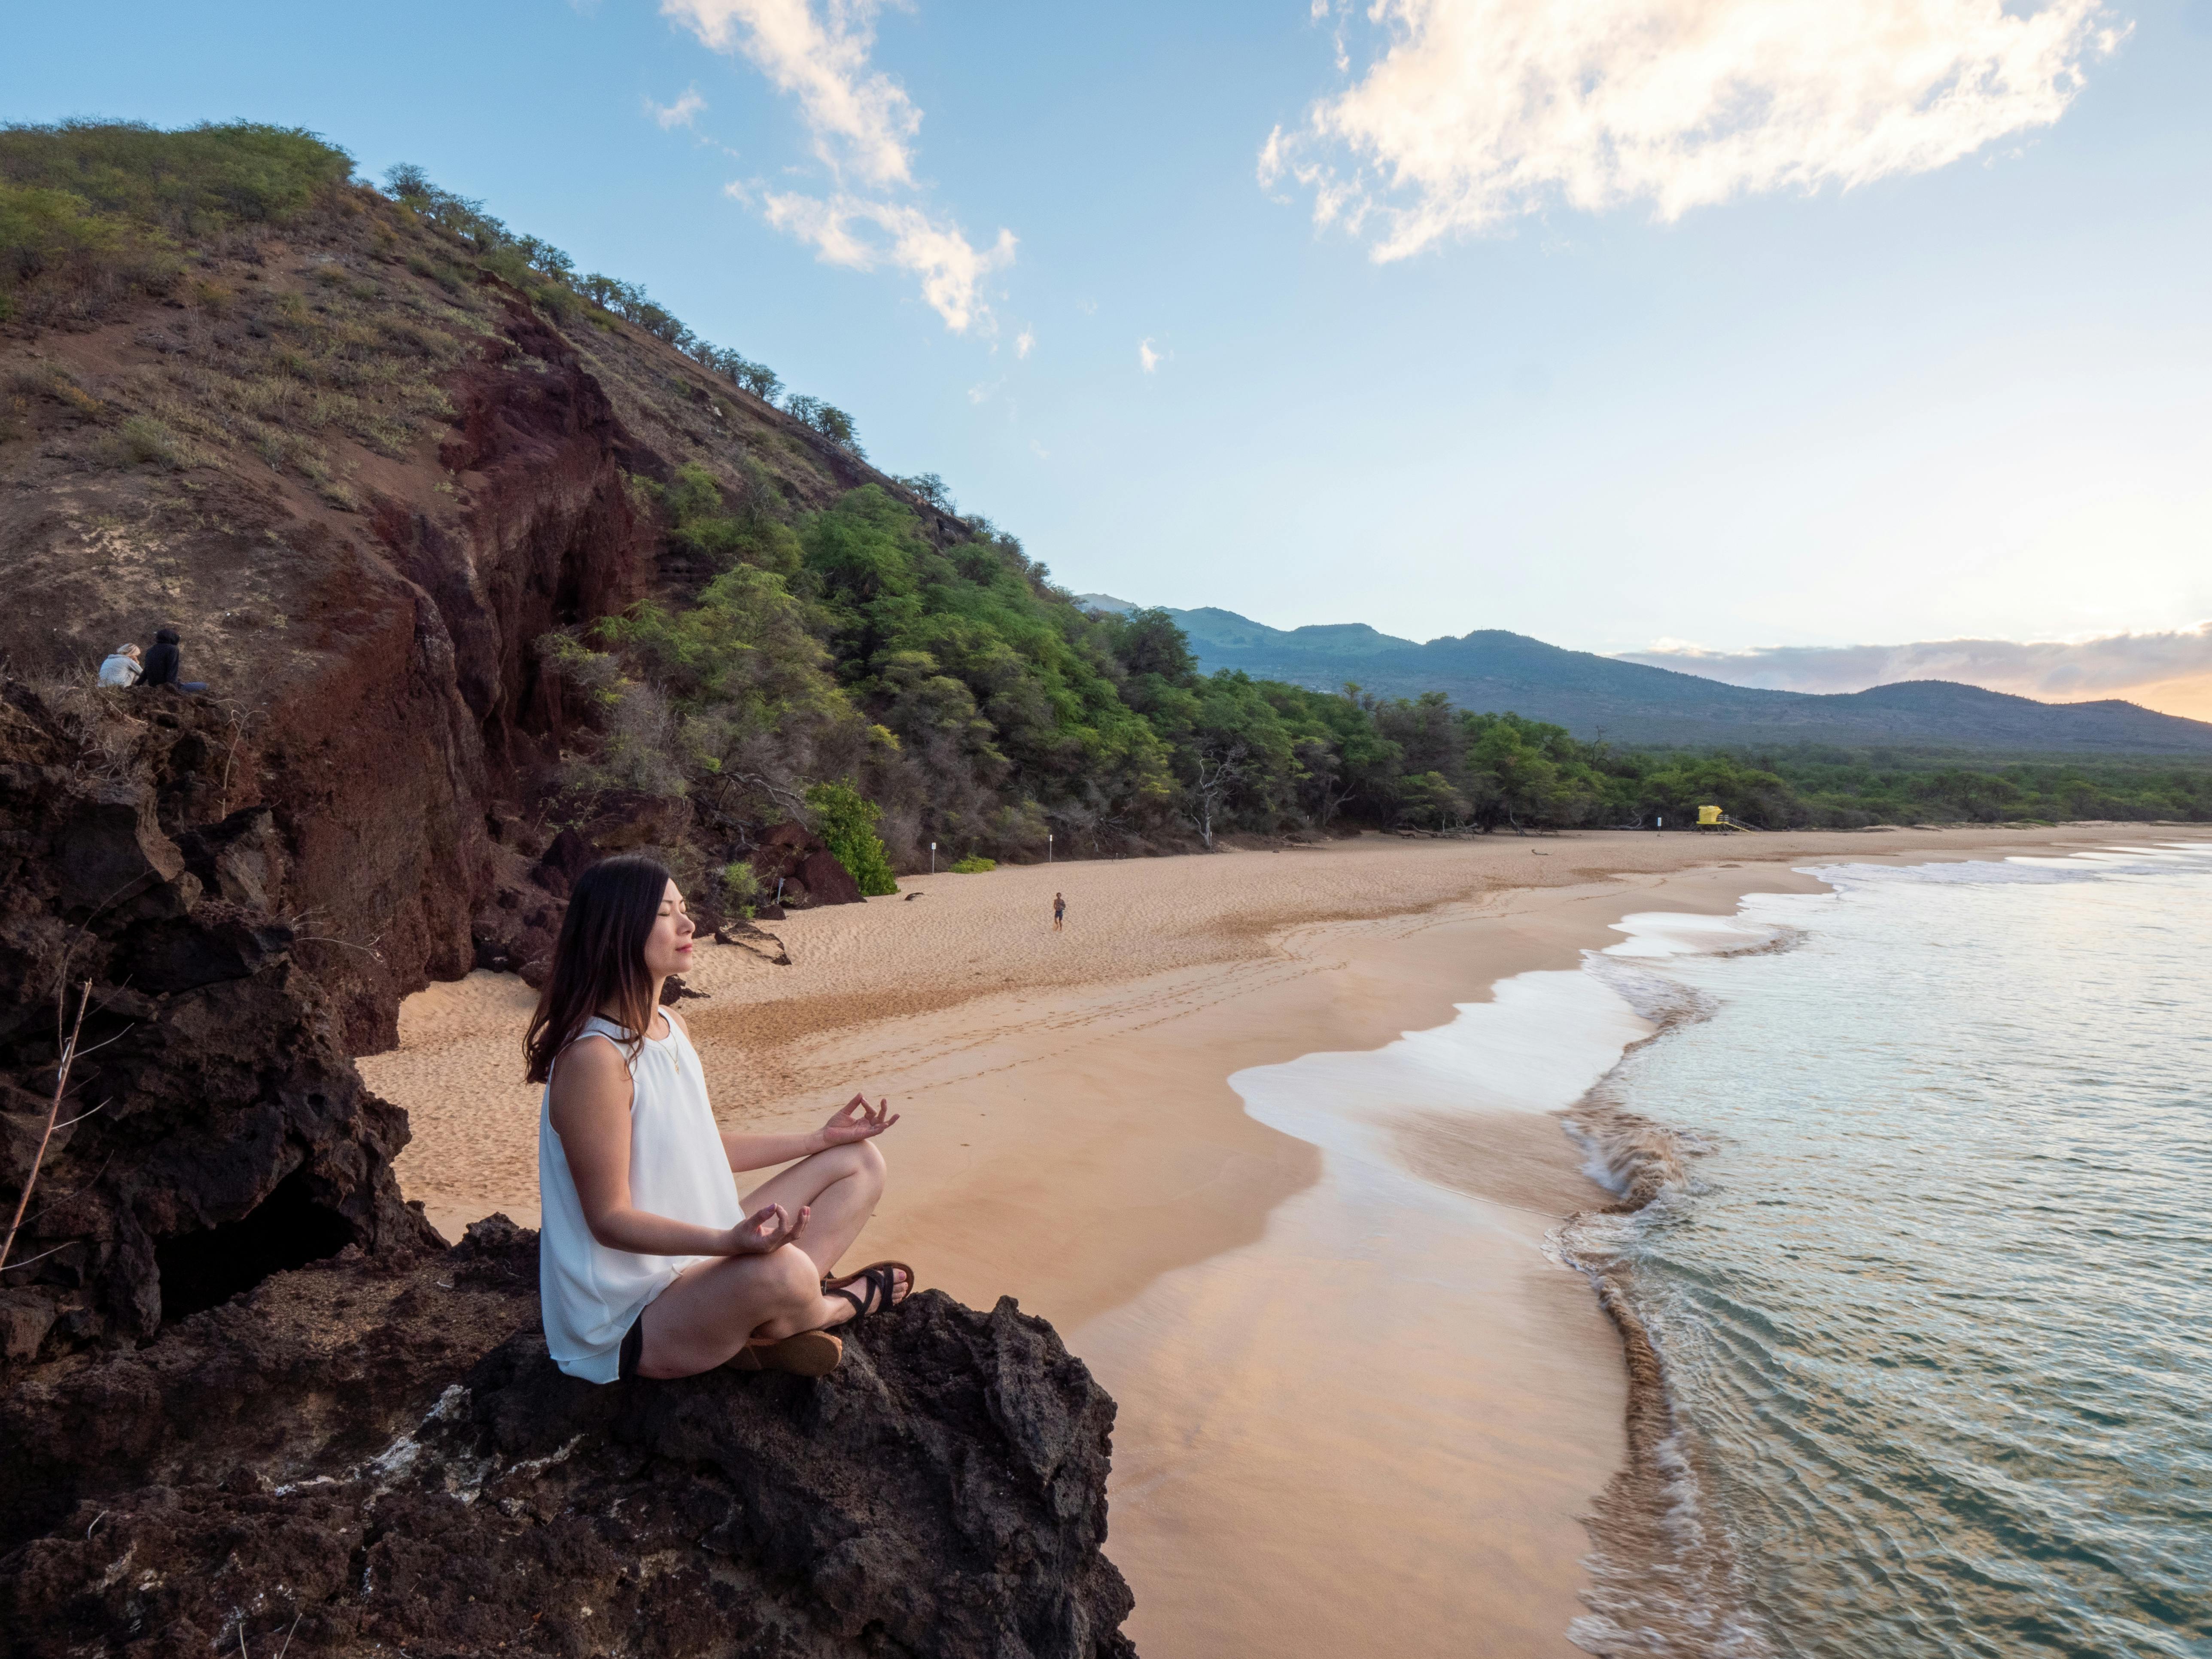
721 1201 808 1255
817 1093 899 1150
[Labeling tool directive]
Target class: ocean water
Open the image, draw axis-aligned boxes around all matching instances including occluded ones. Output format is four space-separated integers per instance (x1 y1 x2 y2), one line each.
1561 846 2212 1659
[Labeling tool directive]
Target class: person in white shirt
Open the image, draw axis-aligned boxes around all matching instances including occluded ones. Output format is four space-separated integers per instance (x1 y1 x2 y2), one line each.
97 644 143 687
526 854 914 1381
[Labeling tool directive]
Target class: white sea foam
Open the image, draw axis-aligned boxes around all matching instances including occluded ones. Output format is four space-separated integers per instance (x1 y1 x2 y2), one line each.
1601 909 1792 959
1803 843 2212 892
1229 968 1651 1186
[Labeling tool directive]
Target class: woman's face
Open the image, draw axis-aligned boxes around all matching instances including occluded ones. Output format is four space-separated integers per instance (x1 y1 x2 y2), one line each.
642 880 696 979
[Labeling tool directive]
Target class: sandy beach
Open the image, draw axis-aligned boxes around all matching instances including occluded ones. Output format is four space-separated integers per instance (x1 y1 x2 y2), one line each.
360 824 2189 1655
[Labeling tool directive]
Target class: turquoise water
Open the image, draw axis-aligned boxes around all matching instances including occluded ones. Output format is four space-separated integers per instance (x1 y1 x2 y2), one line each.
1567 846 2212 1659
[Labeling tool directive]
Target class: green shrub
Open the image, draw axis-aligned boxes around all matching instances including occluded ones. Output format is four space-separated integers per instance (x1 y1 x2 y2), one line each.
719 859 762 919
0 121 348 325
805 781 899 896
949 855 996 874
0 120 350 234
115 414 181 467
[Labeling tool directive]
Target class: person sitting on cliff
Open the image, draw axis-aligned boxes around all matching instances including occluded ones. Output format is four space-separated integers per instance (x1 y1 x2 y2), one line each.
97 643 143 687
137 627 208 693
525 854 913 1382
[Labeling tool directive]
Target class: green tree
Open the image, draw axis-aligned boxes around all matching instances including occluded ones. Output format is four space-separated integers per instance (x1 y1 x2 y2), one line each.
806 782 899 896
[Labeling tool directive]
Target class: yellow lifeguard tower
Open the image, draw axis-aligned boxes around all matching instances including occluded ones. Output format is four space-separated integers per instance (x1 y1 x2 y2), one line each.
1695 804 1756 831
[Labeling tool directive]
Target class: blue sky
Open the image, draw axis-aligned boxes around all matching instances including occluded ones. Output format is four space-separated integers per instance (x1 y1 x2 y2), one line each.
7 1 2211 709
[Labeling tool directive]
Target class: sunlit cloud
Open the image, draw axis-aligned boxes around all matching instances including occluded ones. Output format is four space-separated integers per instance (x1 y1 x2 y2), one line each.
667 0 1016 331
1015 326 1034 359
663 0 917 185
1262 0 2128 261
647 87 708 130
1138 338 1162 373
1620 625 2212 722
762 192 1014 333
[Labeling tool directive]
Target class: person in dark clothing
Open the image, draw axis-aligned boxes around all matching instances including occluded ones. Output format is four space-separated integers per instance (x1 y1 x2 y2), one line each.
139 629 182 687
138 628 206 692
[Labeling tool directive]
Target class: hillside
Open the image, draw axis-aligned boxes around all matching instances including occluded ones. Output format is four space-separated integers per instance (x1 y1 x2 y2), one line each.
1076 598 2212 756
0 125 1141 1654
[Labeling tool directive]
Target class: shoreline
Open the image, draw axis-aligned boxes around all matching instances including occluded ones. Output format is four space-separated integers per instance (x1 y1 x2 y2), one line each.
1547 839 2212 1655
358 825 2200 1654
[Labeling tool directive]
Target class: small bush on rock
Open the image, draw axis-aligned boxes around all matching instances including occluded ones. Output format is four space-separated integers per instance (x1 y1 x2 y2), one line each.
806 781 898 896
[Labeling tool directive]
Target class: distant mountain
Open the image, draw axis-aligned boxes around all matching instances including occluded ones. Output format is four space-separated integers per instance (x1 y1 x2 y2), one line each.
1075 599 2212 755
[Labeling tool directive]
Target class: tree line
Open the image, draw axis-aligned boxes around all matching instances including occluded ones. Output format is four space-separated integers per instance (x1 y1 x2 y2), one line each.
546 478 2212 879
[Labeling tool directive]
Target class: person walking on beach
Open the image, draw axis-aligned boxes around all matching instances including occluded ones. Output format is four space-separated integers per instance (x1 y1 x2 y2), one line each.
526 855 913 1382
97 643 143 687
1053 891 1065 931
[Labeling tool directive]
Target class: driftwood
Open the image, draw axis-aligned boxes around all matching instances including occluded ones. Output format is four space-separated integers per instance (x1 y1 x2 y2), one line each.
714 920 793 966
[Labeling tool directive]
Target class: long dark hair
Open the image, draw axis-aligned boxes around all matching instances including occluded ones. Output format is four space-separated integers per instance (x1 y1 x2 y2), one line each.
523 854 672 1084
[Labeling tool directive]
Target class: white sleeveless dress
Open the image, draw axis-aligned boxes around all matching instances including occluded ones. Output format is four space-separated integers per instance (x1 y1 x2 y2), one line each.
538 1013 744 1382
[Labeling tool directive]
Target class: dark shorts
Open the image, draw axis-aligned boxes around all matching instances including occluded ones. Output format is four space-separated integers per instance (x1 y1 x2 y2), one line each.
618 1313 645 1381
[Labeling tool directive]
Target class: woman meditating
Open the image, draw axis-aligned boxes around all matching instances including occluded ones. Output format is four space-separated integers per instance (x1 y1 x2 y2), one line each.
526 854 912 1381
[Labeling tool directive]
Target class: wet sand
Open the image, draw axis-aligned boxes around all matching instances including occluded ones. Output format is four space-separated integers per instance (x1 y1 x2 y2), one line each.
359 824 2165 1655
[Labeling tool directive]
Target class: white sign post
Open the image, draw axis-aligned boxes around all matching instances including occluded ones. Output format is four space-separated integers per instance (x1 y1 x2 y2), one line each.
930 840 937 874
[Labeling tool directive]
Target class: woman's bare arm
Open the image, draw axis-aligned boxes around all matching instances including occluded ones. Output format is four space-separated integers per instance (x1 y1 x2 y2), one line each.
721 1129 834 1172
550 1035 805 1256
721 1093 902 1172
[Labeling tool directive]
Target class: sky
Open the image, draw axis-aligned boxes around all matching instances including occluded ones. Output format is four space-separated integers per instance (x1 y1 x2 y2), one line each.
6 0 2211 715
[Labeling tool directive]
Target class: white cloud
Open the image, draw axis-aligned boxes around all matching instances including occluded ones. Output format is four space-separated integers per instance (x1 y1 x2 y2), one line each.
764 192 1014 332
1030 438 1051 459
1015 326 1034 359
1263 0 2128 261
647 87 709 130
663 0 918 186
667 0 1017 331
1138 338 1162 373
1619 625 2212 721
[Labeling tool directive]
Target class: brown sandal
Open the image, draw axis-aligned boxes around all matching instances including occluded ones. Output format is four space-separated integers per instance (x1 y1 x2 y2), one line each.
824 1261 916 1323
727 1328 843 1377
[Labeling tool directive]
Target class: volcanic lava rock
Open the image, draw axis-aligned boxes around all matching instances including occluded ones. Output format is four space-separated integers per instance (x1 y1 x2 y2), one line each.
749 822 863 908
0 1219 1137 1659
0 695 440 1358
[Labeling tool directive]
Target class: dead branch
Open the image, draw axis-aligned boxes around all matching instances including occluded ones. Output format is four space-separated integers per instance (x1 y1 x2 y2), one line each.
2 979 92 1273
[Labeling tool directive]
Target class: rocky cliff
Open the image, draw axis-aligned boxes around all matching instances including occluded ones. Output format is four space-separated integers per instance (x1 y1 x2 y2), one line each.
0 172 919 1349
1 1218 1136 1657
1 155 1133 1654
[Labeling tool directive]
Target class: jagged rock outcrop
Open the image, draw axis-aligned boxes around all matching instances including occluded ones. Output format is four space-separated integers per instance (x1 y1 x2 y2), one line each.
750 821 864 909
0 687 440 1357
0 210 674 1355
0 1219 1137 1658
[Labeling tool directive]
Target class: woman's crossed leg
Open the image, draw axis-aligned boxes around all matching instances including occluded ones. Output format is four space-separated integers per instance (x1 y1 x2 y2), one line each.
635 1139 902 1378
